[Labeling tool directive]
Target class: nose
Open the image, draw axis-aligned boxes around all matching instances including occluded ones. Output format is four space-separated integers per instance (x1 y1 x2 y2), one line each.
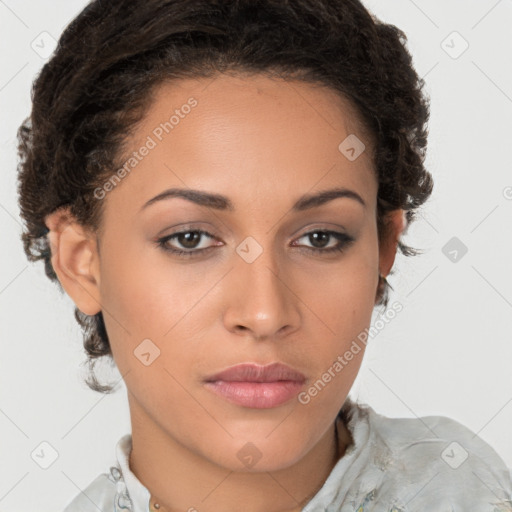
222 242 301 341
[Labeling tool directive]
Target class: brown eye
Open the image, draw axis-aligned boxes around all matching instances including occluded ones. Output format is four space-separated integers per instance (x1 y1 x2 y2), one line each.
156 229 218 257
292 230 355 255
176 231 202 249
307 231 330 249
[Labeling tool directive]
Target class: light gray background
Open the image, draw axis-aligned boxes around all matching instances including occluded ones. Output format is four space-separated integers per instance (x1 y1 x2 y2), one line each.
1 1 511 511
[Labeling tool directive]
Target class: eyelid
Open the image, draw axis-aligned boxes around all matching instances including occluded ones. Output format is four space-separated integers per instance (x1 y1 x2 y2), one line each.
157 223 349 244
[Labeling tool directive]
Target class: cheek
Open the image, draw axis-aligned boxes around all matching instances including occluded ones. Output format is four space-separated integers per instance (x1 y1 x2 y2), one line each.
98 233 231 381
292 234 378 383
99 234 204 331
292 260 377 418
299 234 379 335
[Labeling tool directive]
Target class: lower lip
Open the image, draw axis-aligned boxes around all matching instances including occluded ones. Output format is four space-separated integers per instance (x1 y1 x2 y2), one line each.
204 380 304 409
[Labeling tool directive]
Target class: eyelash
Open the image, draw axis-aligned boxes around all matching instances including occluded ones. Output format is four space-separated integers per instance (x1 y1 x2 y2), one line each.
155 229 355 258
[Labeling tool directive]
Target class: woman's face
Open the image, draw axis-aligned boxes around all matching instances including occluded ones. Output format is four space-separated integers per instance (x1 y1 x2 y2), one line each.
59 73 392 471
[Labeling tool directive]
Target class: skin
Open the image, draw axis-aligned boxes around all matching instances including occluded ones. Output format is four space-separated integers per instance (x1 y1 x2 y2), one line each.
45 73 405 512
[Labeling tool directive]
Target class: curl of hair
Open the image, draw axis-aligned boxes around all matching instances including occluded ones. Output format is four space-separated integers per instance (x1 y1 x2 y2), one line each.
17 0 433 393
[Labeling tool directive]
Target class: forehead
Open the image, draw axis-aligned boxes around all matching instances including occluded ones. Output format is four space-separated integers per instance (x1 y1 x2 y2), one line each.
107 72 377 216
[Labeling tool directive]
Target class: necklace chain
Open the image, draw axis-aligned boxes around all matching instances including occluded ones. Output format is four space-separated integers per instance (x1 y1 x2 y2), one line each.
150 499 162 511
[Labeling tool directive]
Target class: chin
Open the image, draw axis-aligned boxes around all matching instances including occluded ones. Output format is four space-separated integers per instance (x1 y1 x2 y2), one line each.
206 436 309 473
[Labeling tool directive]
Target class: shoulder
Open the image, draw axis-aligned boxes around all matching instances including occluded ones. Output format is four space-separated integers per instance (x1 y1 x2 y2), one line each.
61 472 116 512
357 402 512 511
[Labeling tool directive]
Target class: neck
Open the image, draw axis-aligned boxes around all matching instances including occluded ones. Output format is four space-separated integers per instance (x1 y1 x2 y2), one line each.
128 395 352 512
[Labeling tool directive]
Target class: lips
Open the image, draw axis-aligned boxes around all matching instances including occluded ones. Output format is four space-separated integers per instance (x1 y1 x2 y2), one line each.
204 362 306 384
203 362 306 409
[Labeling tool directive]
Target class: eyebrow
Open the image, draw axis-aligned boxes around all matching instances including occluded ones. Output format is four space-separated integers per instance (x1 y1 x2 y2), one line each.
140 186 366 212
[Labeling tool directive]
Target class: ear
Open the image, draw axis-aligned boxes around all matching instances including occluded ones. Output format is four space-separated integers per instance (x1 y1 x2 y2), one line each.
44 207 102 316
378 209 406 278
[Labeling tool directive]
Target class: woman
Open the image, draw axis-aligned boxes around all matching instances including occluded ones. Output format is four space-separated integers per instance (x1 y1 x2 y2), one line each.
16 0 512 510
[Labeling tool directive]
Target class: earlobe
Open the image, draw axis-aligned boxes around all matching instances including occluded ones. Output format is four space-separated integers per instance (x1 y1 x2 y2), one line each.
378 209 407 278
45 208 102 316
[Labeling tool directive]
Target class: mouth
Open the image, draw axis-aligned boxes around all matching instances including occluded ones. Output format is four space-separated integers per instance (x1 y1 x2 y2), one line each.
203 362 306 409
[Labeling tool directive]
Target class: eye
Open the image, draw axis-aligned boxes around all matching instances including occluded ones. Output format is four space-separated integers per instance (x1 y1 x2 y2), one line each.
156 229 220 258
292 230 355 254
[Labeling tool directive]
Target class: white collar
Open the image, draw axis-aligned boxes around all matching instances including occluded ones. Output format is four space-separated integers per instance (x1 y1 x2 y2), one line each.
111 434 151 512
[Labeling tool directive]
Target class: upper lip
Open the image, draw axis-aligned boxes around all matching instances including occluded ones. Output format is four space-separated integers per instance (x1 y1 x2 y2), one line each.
204 362 306 383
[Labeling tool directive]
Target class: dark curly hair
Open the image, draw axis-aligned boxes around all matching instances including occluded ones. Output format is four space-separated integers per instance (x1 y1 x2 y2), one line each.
16 0 434 394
